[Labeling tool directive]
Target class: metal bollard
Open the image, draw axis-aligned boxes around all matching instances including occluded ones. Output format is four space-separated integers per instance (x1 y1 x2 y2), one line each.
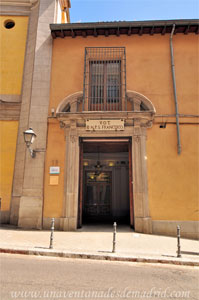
112 222 117 253
49 218 55 249
177 225 181 258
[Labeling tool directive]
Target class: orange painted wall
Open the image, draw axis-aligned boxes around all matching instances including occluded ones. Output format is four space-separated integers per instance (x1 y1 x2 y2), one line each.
49 34 198 115
147 124 199 221
0 16 28 95
45 33 198 221
0 121 18 211
43 119 65 218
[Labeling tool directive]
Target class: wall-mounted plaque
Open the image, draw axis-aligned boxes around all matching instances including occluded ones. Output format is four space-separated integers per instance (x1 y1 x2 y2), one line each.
86 119 124 131
49 166 60 174
49 176 59 185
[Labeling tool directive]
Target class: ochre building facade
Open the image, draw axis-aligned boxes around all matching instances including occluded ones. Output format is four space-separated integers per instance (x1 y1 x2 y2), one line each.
0 0 198 239
0 0 70 225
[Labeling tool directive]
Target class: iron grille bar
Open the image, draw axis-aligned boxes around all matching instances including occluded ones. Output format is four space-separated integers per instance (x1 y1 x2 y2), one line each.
124 47 127 111
83 47 126 111
83 47 87 111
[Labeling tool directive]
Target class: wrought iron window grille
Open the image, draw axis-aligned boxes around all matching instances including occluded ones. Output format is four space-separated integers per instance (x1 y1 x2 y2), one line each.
83 47 126 111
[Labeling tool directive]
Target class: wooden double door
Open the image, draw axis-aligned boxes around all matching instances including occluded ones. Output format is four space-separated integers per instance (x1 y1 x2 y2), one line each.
83 171 112 222
78 139 134 228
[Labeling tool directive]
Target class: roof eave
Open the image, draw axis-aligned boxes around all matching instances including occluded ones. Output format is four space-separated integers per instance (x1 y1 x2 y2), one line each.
50 19 199 39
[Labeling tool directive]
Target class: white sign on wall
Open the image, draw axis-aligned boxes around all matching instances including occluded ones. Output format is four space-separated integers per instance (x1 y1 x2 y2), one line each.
49 166 60 174
86 119 124 131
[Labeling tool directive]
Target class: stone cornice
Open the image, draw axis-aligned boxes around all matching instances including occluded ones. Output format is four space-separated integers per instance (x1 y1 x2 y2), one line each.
0 100 21 120
56 111 155 129
0 0 39 14
56 111 155 119
0 0 38 7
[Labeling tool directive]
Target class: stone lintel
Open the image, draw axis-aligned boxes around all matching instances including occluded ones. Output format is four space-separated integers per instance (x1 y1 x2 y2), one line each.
57 112 154 130
57 111 155 121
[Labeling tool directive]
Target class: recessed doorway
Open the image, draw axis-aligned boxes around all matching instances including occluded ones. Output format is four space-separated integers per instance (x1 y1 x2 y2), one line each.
84 171 112 222
78 138 133 227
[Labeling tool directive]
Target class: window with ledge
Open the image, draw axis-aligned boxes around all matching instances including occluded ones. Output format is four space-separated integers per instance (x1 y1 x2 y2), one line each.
83 47 126 111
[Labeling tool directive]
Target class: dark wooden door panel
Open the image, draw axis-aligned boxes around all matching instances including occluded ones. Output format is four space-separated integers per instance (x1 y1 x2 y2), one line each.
83 171 112 219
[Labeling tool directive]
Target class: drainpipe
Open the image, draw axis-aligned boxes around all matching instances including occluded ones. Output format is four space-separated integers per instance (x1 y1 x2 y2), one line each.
170 24 181 154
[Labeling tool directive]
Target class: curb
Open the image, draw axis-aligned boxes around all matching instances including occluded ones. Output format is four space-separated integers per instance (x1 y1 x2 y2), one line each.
1 248 199 267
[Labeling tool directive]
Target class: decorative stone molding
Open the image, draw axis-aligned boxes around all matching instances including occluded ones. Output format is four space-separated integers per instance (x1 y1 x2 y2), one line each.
127 90 156 112
0 0 39 15
134 136 140 143
56 90 156 115
70 135 77 143
56 91 83 114
0 100 21 120
61 121 79 231
0 95 21 103
0 0 39 8
146 120 153 128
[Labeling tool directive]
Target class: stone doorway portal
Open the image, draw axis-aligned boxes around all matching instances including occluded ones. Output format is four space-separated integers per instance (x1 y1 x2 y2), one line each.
55 89 155 233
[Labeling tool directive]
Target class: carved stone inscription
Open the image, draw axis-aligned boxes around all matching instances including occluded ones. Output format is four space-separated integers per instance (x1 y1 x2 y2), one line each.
86 119 124 131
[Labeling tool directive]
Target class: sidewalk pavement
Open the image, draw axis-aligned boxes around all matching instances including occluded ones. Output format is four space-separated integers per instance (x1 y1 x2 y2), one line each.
0 224 199 266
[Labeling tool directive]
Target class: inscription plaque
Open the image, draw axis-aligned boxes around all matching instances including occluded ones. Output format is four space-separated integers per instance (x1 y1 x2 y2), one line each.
86 119 124 131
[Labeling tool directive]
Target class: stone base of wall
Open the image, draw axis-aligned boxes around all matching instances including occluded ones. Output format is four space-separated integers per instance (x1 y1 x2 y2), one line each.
18 196 42 229
43 217 77 231
10 196 20 225
43 218 199 239
152 220 199 240
134 217 152 234
0 211 10 224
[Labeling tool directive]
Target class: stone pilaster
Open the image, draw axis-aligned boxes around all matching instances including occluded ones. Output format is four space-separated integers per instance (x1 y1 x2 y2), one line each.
132 124 152 234
10 1 40 225
13 0 57 229
60 120 79 231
